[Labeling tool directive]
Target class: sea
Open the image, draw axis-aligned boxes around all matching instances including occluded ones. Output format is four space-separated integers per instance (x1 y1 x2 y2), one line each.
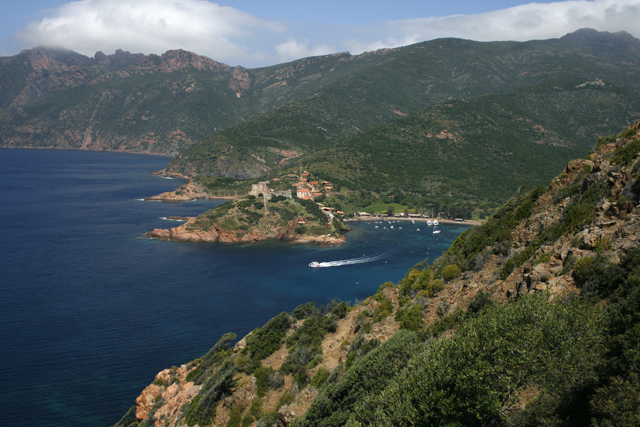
0 148 469 427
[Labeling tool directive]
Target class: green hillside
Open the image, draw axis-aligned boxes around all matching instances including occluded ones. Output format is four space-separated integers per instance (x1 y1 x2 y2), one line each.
288 75 640 205
164 29 640 184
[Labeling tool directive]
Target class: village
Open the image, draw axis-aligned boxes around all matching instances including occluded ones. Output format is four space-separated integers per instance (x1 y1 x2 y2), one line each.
249 170 457 223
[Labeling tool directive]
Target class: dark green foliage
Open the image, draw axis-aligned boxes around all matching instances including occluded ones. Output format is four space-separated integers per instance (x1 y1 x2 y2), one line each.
498 258 516 280
612 139 640 166
573 255 626 299
371 296 393 322
425 308 467 338
442 264 462 281
299 330 421 427
252 201 264 210
355 292 602 426
442 186 545 271
253 366 275 398
590 374 640 427
286 315 337 353
186 332 236 384
467 290 493 316
184 359 236 427
292 302 319 320
395 304 425 333
311 367 331 388
345 335 381 369
330 301 349 319
242 313 293 373
553 183 579 204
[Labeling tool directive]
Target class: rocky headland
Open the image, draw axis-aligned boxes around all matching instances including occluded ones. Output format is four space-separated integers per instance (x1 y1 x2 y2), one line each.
146 195 348 245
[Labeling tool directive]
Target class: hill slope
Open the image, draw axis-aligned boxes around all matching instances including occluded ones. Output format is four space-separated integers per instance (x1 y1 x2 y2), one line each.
115 119 640 426
163 29 640 177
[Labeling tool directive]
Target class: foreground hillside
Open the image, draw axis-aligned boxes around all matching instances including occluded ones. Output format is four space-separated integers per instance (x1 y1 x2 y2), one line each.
115 121 640 426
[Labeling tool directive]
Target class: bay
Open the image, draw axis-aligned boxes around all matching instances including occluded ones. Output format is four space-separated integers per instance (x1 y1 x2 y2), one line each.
0 148 468 426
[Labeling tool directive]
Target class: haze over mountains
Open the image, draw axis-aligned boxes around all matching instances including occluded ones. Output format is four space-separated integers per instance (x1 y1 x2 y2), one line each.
1 28 639 204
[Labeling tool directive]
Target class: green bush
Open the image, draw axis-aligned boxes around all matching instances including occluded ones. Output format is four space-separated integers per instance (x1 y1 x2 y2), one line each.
184 359 236 427
299 330 422 427
353 292 602 426
242 313 293 373
612 139 640 166
186 332 237 385
311 367 331 388
442 264 462 281
396 304 425 332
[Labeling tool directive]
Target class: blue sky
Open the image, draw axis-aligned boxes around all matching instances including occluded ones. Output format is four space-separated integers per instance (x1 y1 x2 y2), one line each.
1 0 639 68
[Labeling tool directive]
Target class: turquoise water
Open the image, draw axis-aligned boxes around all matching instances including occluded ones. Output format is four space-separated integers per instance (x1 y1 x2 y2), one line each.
0 148 469 426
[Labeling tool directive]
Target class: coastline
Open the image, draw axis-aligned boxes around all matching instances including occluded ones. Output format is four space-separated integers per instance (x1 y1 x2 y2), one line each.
347 216 482 226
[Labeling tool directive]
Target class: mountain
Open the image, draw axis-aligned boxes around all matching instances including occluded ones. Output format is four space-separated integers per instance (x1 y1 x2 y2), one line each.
2 29 639 165
162 29 640 178
0 46 394 155
114 119 640 427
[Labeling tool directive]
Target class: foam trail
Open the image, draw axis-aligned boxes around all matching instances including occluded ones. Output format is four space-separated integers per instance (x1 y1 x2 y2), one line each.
311 251 390 268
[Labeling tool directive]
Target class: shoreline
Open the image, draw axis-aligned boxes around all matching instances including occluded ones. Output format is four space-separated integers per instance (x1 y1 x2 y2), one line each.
347 216 482 226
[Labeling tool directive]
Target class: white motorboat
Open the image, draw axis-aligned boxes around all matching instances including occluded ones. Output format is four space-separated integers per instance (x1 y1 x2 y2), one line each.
427 220 433 226
433 220 439 226
309 261 320 268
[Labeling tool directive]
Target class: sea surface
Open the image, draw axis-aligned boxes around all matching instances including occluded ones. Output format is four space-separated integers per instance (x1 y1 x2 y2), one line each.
0 148 469 427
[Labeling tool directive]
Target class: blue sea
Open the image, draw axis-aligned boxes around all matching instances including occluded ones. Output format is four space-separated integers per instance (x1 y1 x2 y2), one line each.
0 148 468 426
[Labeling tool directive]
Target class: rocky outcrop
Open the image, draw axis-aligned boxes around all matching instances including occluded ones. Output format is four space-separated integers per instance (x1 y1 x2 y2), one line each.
147 216 346 246
145 179 214 201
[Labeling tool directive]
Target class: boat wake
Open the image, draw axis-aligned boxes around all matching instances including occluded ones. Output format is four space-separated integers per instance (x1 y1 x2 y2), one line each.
309 252 390 268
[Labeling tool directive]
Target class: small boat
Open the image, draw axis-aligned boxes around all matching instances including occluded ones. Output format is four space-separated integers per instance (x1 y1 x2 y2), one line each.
309 262 320 268
390 226 394 229
375 225 379 228
412 219 415 224
433 219 439 226
433 229 441 234
427 220 433 226
417 228 420 232
399 227 402 230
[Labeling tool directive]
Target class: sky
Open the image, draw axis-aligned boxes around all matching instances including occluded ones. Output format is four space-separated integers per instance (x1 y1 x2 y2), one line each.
1 0 639 68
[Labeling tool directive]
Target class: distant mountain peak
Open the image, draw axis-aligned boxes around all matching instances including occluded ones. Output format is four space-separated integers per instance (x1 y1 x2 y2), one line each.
560 28 640 51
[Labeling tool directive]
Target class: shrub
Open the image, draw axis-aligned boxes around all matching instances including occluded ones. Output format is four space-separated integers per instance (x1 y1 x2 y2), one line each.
612 139 640 166
467 290 493 316
186 332 237 384
396 304 425 332
299 330 422 426
184 359 236 427
372 296 393 322
243 313 293 373
254 366 275 397
311 367 331 388
354 292 602 426
498 258 515 280
442 264 462 281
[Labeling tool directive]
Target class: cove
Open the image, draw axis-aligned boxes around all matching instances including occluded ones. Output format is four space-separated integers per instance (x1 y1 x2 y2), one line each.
0 148 469 426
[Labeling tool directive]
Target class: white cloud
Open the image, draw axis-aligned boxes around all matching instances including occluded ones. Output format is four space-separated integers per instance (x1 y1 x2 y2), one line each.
343 0 640 54
14 0 284 63
10 0 640 67
275 38 334 62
